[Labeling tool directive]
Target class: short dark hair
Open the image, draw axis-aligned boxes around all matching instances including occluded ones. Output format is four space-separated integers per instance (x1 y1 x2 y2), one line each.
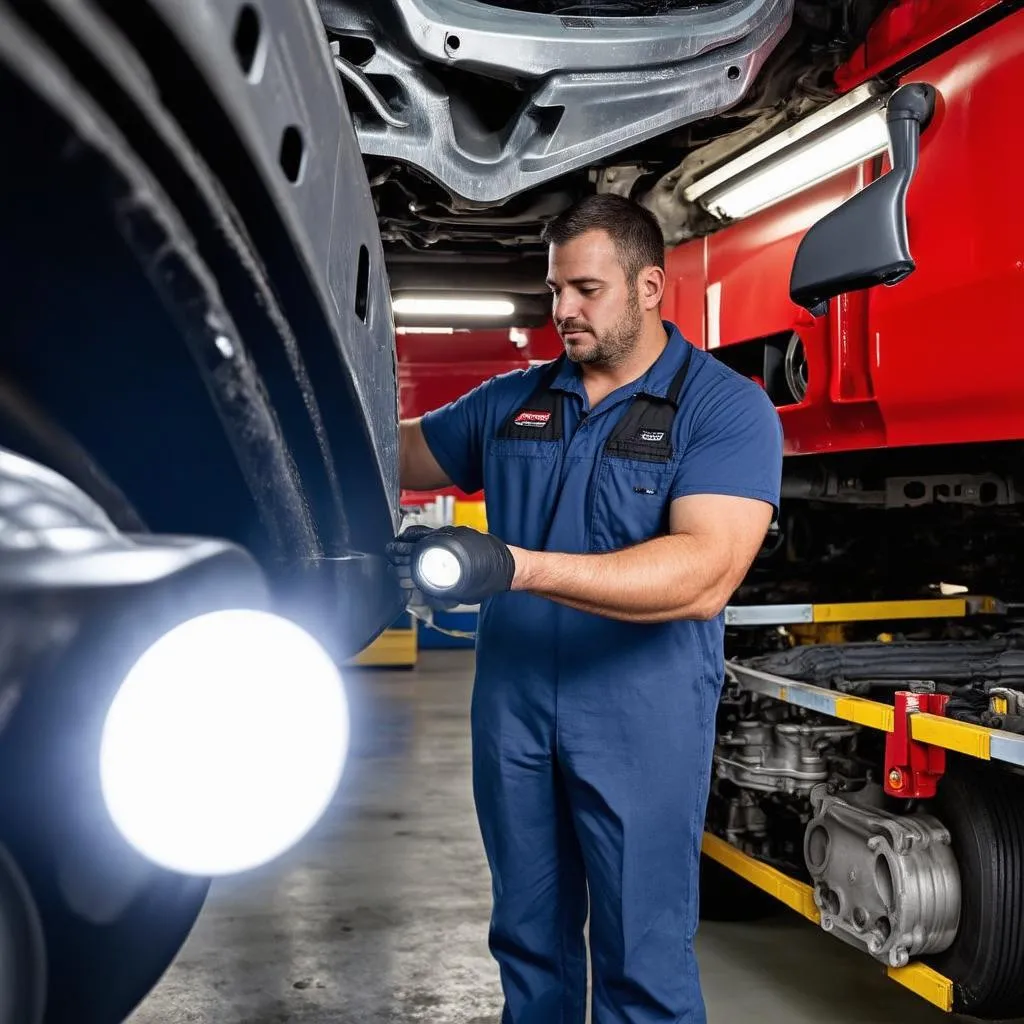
541 193 665 280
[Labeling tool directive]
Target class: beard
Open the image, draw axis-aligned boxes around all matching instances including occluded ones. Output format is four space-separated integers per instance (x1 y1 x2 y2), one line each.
558 291 643 367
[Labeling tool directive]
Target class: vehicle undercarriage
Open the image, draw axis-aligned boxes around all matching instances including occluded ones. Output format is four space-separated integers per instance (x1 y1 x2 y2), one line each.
319 0 888 323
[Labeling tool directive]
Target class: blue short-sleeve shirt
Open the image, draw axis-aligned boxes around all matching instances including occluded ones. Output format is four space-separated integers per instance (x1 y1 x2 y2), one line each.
420 321 783 693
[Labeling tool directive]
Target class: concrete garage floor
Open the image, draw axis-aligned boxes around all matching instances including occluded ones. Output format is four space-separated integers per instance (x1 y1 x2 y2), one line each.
130 650 999 1024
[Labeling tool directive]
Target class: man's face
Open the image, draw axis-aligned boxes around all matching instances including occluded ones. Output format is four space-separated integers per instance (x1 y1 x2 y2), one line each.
546 228 644 368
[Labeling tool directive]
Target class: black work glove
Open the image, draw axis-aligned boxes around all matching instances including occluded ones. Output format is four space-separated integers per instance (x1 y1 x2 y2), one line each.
385 525 455 613
385 525 515 607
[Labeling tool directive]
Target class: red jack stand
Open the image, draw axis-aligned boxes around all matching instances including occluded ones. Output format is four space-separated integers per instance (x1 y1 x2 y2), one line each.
884 691 950 799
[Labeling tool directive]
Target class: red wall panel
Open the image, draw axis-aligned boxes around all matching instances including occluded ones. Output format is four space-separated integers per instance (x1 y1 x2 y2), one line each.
398 325 563 503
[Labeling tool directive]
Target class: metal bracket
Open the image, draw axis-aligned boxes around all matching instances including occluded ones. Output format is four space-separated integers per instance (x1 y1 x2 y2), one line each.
884 692 949 799
319 0 794 204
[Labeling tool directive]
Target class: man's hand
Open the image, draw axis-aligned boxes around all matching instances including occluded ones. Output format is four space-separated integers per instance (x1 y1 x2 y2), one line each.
386 525 516 606
385 525 448 613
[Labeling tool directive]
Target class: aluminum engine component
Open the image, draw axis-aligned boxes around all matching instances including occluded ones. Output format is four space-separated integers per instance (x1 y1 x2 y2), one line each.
804 786 960 967
319 0 794 204
721 789 768 846
714 706 857 796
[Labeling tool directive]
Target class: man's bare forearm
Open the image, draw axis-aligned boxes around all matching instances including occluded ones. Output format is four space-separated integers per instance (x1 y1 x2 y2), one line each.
508 533 731 623
399 418 452 492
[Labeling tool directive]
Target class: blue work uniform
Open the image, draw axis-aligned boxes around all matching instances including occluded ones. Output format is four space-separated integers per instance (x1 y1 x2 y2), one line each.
421 322 783 1024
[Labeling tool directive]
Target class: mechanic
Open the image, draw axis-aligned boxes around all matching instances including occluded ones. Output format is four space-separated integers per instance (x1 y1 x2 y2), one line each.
388 194 783 1024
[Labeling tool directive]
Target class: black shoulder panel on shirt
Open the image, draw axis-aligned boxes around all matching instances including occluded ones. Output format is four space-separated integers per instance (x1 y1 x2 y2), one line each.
604 398 676 462
496 359 565 441
603 343 693 462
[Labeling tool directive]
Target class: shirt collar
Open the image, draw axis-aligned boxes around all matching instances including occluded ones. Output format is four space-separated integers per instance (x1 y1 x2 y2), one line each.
549 321 690 406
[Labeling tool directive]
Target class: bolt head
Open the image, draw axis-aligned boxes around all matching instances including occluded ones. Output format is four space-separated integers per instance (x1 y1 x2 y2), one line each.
888 768 904 789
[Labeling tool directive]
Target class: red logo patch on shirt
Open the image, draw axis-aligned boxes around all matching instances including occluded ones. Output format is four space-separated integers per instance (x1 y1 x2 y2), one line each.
514 410 551 427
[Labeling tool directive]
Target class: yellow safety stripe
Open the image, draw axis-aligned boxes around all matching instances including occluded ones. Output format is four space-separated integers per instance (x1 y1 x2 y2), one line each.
887 963 954 1012
833 695 895 732
812 598 971 622
911 713 991 760
725 596 1003 627
349 626 417 667
701 833 819 923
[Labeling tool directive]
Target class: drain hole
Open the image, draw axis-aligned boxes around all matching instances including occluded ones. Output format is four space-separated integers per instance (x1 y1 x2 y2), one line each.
355 245 369 322
233 5 262 78
446 33 461 51
727 65 741 81
279 126 305 183
820 886 840 916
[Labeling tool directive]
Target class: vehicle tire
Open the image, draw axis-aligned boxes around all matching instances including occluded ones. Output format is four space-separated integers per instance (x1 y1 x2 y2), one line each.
698 853 780 922
0 843 46 1024
925 756 1024 1019
31 869 209 1024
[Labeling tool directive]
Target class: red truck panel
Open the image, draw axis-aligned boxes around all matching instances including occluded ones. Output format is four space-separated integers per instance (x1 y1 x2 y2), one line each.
662 9 1024 457
664 240 706 348
868 11 1024 447
835 0 1007 92
662 170 888 454
398 324 563 503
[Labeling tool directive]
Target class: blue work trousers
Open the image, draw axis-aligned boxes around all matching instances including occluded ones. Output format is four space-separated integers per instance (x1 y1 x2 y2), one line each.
471 605 719 1024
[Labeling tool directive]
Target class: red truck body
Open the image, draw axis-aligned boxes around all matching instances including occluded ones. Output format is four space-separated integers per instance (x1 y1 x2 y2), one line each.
663 5 1024 456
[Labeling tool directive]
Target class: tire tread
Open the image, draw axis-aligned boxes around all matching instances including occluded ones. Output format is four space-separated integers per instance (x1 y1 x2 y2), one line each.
928 758 1024 1018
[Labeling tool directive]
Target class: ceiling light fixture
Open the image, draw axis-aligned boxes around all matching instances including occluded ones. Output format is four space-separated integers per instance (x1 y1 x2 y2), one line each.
392 297 515 317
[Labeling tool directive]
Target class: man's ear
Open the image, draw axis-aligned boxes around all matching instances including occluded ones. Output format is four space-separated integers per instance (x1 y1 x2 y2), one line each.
638 265 665 310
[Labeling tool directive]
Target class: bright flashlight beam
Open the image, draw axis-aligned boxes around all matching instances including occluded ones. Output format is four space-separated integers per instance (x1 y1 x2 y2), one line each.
392 297 515 317
416 546 463 591
100 610 349 877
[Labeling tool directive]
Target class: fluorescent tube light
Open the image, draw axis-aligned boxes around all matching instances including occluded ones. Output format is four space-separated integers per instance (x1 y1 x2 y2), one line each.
707 111 889 220
685 83 892 222
392 297 515 317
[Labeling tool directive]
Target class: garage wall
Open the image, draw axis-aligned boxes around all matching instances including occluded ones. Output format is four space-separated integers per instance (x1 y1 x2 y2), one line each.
397 324 563 523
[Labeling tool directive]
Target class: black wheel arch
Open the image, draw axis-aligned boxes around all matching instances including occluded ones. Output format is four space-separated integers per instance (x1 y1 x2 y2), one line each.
1 0 405 658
